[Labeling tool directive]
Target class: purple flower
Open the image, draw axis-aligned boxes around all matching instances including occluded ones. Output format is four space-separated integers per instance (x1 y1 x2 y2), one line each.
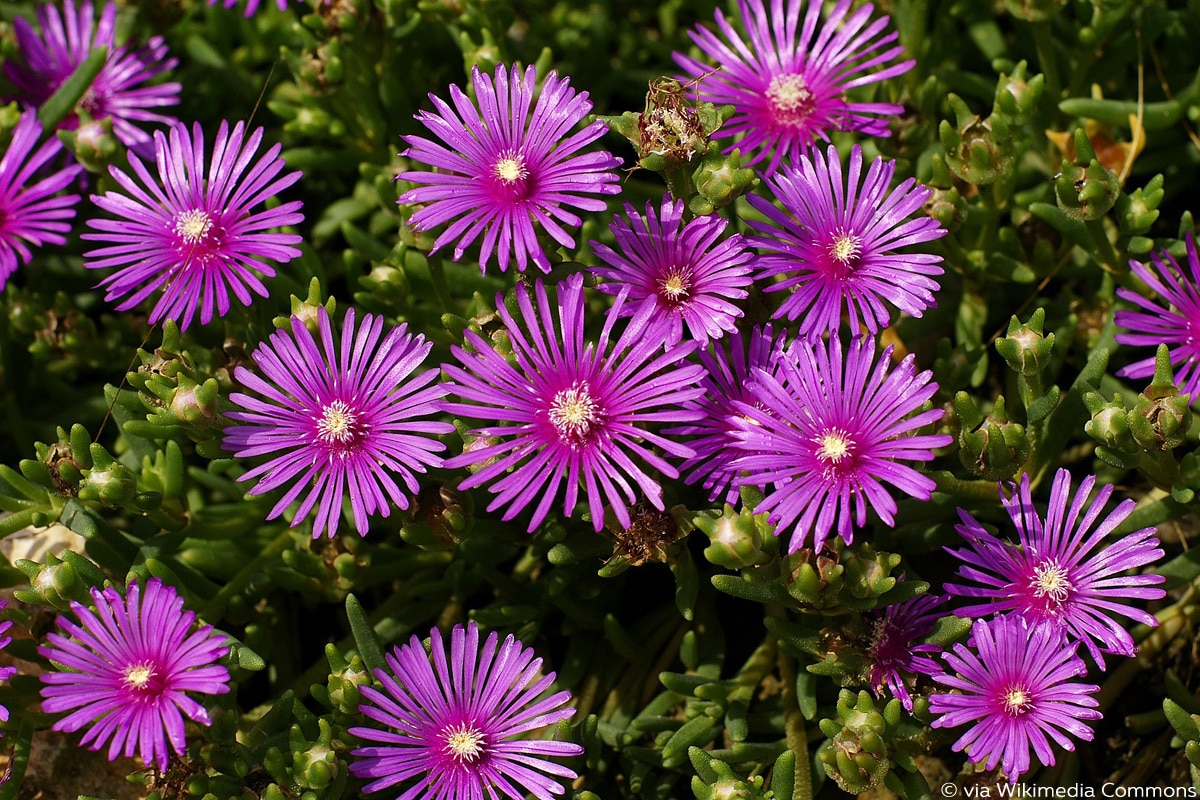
730 335 951 552
930 615 1101 783
0 601 15 727
6 0 180 155
865 594 946 712
674 0 912 176
588 197 755 347
39 578 230 773
0 109 84 290
945 468 1166 667
400 63 621 274
83 120 304 330
1115 233 1200 398
746 144 945 338
225 306 453 539
441 274 705 532
350 622 582 800
665 325 788 505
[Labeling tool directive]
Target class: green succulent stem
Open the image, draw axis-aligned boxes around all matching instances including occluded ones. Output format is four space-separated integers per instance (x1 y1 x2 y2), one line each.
1085 219 1120 271
777 645 812 800
1030 22 1061 103
931 471 1003 503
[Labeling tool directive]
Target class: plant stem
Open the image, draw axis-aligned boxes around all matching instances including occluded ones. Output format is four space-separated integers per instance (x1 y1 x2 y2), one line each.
777 644 812 800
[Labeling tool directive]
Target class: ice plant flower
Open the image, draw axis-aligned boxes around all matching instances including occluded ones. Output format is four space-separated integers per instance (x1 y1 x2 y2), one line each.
666 325 788 505
441 274 705 532
588 196 755 347
746 144 946 338
225 306 453 539
865 594 947 712
730 335 951 552
0 109 84 290
945 468 1166 667
930 615 1102 783
6 0 179 155
674 0 912 175
83 120 304 330
399 62 622 274
0 600 14 727
1115 233 1200 398
39 578 230 773
350 622 582 800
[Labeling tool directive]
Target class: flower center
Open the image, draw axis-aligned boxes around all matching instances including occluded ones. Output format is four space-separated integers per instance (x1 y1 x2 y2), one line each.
766 73 815 125
813 427 856 479
1030 559 1073 608
121 661 160 698
657 267 693 307
315 400 367 455
494 154 528 184
549 382 602 445
441 723 486 765
1001 684 1033 716
828 232 862 266
816 428 852 463
174 209 214 246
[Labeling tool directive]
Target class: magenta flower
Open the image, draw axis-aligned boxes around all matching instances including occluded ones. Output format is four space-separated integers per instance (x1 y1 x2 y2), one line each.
83 120 304 330
1115 233 1200 398
945 468 1166 668
746 144 945 338
666 325 788 505
865 594 946 712
730 335 951 552
350 622 582 800
0 109 84 290
225 306 453 539
930 615 1101 783
674 0 912 175
39 578 230 773
0 600 14 728
400 63 622 274
588 197 755 347
441 274 705 532
6 0 179 155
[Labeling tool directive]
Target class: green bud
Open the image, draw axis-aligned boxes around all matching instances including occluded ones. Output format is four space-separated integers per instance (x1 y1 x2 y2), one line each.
1115 174 1164 238
170 375 219 429
1129 346 1192 451
692 144 758 210
291 719 340 791
16 554 84 609
958 396 1029 481
77 444 136 507
60 118 120 173
939 95 1015 186
1055 130 1120 221
275 278 335 333
995 308 1055 376
817 691 892 794
326 650 371 714
1083 393 1132 450
785 546 846 610
694 505 769 569
993 62 1045 126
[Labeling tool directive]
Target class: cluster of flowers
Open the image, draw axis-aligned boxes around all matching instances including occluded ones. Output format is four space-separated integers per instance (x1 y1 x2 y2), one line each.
0 0 1176 791
4 576 580 799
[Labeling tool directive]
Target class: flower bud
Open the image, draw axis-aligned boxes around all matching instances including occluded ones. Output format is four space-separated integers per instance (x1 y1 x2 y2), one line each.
694 506 769 569
817 691 892 793
692 144 757 210
995 308 1055 376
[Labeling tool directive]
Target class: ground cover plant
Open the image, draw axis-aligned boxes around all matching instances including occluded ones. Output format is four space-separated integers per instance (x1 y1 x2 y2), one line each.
0 0 1197 797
